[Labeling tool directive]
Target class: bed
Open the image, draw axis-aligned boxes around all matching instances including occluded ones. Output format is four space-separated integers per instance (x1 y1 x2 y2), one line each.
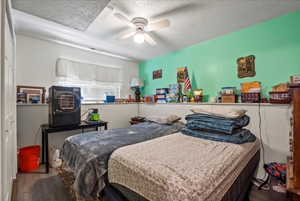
60 121 185 200
107 133 260 201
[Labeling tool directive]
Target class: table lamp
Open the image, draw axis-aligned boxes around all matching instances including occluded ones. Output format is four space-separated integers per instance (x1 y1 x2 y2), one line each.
130 78 144 102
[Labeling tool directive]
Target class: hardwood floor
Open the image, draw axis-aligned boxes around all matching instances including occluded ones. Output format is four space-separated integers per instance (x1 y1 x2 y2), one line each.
15 166 71 201
15 166 287 201
249 185 287 201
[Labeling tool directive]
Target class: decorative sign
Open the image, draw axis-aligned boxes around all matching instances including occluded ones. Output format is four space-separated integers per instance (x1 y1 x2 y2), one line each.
177 67 186 83
153 69 162 79
237 55 256 78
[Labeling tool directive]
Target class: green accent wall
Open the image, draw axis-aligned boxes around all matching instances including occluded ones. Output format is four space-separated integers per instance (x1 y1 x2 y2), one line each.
139 11 300 101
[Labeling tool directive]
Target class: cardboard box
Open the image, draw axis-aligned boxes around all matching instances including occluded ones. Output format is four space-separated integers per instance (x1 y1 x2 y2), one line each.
241 81 261 93
221 94 237 103
290 75 300 84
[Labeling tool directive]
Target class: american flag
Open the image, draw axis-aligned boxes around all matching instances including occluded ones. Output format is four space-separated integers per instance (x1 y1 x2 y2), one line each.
184 67 192 91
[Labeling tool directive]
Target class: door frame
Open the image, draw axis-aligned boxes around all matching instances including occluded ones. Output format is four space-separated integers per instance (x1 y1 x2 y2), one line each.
1 0 17 200
6 0 17 180
0 0 3 199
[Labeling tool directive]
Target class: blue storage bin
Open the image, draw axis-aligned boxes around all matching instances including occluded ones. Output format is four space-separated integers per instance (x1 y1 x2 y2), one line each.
106 96 115 103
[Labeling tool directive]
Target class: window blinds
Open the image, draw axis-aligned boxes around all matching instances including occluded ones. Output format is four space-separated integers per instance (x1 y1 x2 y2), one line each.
56 58 122 82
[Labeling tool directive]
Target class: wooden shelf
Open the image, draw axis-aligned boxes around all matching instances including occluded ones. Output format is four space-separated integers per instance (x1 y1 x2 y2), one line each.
287 159 300 196
287 85 300 201
289 83 300 88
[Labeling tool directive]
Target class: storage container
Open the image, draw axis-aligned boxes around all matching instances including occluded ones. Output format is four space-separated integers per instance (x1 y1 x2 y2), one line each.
156 88 169 95
269 92 291 104
19 145 40 172
106 96 115 103
241 92 261 103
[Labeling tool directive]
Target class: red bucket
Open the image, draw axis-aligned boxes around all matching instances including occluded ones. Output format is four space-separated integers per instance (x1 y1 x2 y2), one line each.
19 145 40 172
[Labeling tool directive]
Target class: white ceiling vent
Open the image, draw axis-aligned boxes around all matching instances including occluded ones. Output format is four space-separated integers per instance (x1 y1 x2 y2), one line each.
12 0 111 31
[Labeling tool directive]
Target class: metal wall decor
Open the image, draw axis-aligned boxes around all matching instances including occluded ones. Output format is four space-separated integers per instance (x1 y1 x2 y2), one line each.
177 67 186 83
237 55 256 78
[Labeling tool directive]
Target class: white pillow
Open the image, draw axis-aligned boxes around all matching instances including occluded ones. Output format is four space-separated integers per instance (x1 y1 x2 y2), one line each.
190 108 247 118
147 115 181 124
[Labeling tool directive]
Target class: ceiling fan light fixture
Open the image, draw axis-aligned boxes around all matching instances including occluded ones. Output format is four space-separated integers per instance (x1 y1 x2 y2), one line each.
133 32 145 44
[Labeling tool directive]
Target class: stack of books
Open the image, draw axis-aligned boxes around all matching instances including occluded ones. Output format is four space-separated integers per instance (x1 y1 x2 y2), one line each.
156 88 169 103
167 84 180 102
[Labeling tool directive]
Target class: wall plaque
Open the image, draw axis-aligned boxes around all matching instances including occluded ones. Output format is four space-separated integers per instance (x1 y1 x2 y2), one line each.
237 55 256 78
153 69 162 79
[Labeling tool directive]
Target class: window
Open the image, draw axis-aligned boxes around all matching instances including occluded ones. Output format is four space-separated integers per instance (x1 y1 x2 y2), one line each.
56 58 122 103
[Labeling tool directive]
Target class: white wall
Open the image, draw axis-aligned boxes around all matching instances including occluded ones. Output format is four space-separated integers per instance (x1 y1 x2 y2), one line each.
17 103 138 149
17 103 291 178
17 103 291 164
139 103 292 178
15 34 139 98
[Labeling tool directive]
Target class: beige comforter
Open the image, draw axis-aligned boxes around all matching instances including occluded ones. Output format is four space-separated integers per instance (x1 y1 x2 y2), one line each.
108 133 260 201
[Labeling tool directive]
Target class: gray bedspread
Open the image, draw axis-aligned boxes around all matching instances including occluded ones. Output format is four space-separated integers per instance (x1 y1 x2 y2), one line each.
60 121 184 199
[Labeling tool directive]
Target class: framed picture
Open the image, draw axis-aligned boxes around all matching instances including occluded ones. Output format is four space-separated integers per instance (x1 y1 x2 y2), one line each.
17 85 46 103
153 69 162 79
177 67 186 83
27 94 42 104
237 55 256 78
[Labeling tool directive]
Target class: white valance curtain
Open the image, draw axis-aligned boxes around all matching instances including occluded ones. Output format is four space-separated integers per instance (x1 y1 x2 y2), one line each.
56 58 122 83
55 58 122 102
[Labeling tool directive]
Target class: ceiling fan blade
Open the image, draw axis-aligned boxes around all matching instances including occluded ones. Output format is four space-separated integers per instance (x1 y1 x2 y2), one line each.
114 12 132 25
144 33 157 46
147 19 170 32
119 30 136 40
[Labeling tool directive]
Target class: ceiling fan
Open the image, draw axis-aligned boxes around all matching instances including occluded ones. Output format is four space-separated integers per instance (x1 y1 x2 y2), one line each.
106 2 200 46
112 12 170 46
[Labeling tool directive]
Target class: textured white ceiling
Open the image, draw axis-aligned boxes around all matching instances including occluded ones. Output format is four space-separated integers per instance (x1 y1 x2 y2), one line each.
13 0 300 61
12 0 110 31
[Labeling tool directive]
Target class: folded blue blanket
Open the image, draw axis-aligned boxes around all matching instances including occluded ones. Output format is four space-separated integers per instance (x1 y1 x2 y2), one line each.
185 113 250 134
181 128 256 144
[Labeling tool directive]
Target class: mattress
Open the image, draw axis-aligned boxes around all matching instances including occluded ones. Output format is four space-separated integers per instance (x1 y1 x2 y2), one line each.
108 133 260 201
105 151 260 201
